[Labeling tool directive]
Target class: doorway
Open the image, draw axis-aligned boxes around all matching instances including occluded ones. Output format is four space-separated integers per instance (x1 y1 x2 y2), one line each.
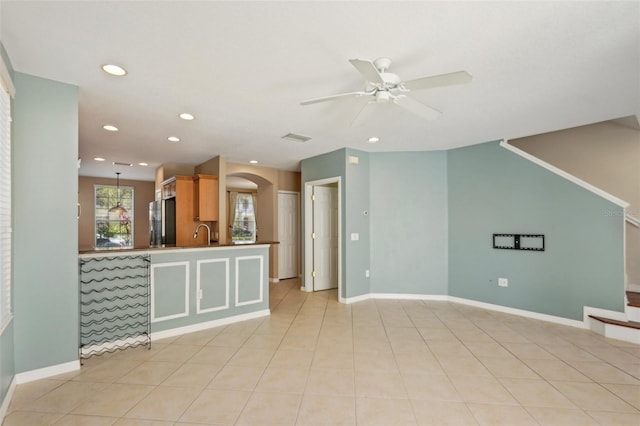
278 191 299 280
304 177 342 300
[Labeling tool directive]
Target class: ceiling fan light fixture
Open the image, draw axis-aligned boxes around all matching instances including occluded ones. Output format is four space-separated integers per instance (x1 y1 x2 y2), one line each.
376 91 391 103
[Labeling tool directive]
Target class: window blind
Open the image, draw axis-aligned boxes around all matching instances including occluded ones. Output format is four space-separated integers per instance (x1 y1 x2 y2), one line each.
0 76 12 332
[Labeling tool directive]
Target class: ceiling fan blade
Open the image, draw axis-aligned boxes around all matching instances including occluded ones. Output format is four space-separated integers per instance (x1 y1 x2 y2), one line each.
351 101 377 127
396 96 441 121
349 59 385 85
403 70 472 91
300 91 368 106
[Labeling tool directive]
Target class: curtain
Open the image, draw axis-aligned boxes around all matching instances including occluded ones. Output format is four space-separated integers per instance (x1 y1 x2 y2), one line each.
228 191 238 241
251 192 258 240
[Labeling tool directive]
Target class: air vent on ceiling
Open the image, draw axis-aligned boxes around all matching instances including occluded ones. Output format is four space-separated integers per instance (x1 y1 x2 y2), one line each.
112 161 133 167
281 133 311 143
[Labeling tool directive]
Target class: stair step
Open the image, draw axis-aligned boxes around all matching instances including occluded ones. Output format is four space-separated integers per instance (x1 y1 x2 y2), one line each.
589 315 640 330
626 291 640 308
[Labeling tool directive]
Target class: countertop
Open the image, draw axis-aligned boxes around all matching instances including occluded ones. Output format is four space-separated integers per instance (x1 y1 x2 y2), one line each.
79 241 278 255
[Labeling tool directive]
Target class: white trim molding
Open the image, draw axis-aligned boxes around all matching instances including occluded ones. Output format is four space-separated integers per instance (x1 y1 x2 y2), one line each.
196 258 230 314
151 261 190 322
235 255 264 307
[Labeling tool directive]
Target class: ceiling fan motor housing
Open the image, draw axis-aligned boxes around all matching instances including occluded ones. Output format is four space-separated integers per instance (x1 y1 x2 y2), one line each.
373 57 392 71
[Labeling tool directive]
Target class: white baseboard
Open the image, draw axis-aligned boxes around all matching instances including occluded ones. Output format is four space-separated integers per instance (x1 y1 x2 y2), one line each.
15 360 80 385
583 306 627 323
371 293 448 301
343 293 371 304
626 283 640 292
602 322 640 344
0 377 16 423
362 292 590 329
151 309 270 341
449 296 587 329
80 335 149 358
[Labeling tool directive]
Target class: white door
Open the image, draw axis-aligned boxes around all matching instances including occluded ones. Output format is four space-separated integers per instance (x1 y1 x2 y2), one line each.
278 191 299 279
313 185 338 291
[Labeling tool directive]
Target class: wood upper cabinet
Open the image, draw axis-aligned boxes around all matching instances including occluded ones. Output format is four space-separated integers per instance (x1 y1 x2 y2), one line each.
193 174 219 221
162 175 196 247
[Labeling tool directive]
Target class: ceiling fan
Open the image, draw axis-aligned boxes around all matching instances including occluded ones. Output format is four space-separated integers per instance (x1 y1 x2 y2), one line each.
300 57 471 126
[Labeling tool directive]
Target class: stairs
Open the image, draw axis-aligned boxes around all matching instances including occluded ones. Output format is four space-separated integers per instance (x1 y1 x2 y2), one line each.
588 291 640 344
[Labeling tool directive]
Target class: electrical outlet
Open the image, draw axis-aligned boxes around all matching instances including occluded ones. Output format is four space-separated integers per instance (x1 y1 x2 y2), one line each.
365 269 370 278
498 278 508 287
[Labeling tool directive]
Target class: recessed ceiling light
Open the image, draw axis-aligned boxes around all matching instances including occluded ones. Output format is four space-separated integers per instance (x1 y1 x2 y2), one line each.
94 157 105 162
249 160 258 164
179 113 195 120
103 124 118 131
101 64 127 76
168 136 180 143
138 162 148 166
368 137 380 143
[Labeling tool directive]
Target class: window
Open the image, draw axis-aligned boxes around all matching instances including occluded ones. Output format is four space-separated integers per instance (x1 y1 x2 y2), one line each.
231 192 256 244
0 65 13 332
94 184 134 249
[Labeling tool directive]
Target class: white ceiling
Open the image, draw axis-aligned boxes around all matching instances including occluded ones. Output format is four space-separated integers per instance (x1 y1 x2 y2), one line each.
1 1 638 181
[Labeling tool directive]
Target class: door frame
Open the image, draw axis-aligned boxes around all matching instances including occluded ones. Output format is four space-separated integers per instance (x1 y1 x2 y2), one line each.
303 177 343 302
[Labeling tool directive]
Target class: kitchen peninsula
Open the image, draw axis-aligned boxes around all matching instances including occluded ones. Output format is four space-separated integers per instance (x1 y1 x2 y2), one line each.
78 243 272 355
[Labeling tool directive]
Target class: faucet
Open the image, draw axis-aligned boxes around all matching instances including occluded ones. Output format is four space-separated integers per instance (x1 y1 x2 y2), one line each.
193 223 211 245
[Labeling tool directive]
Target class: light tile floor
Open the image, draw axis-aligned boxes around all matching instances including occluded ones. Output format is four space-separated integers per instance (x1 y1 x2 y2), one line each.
4 278 640 425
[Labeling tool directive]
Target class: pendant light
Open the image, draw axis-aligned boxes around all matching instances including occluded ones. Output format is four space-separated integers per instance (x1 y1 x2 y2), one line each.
109 172 127 214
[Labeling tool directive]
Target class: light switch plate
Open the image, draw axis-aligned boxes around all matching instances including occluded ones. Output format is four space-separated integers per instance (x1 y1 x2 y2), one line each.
351 233 359 241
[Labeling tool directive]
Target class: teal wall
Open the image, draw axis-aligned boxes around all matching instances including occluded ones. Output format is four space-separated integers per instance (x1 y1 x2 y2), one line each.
369 151 448 295
447 142 625 320
12 73 79 372
344 148 370 299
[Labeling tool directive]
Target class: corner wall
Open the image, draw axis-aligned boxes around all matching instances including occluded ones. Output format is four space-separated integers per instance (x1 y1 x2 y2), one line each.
12 73 79 372
369 151 448 295
447 141 625 321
